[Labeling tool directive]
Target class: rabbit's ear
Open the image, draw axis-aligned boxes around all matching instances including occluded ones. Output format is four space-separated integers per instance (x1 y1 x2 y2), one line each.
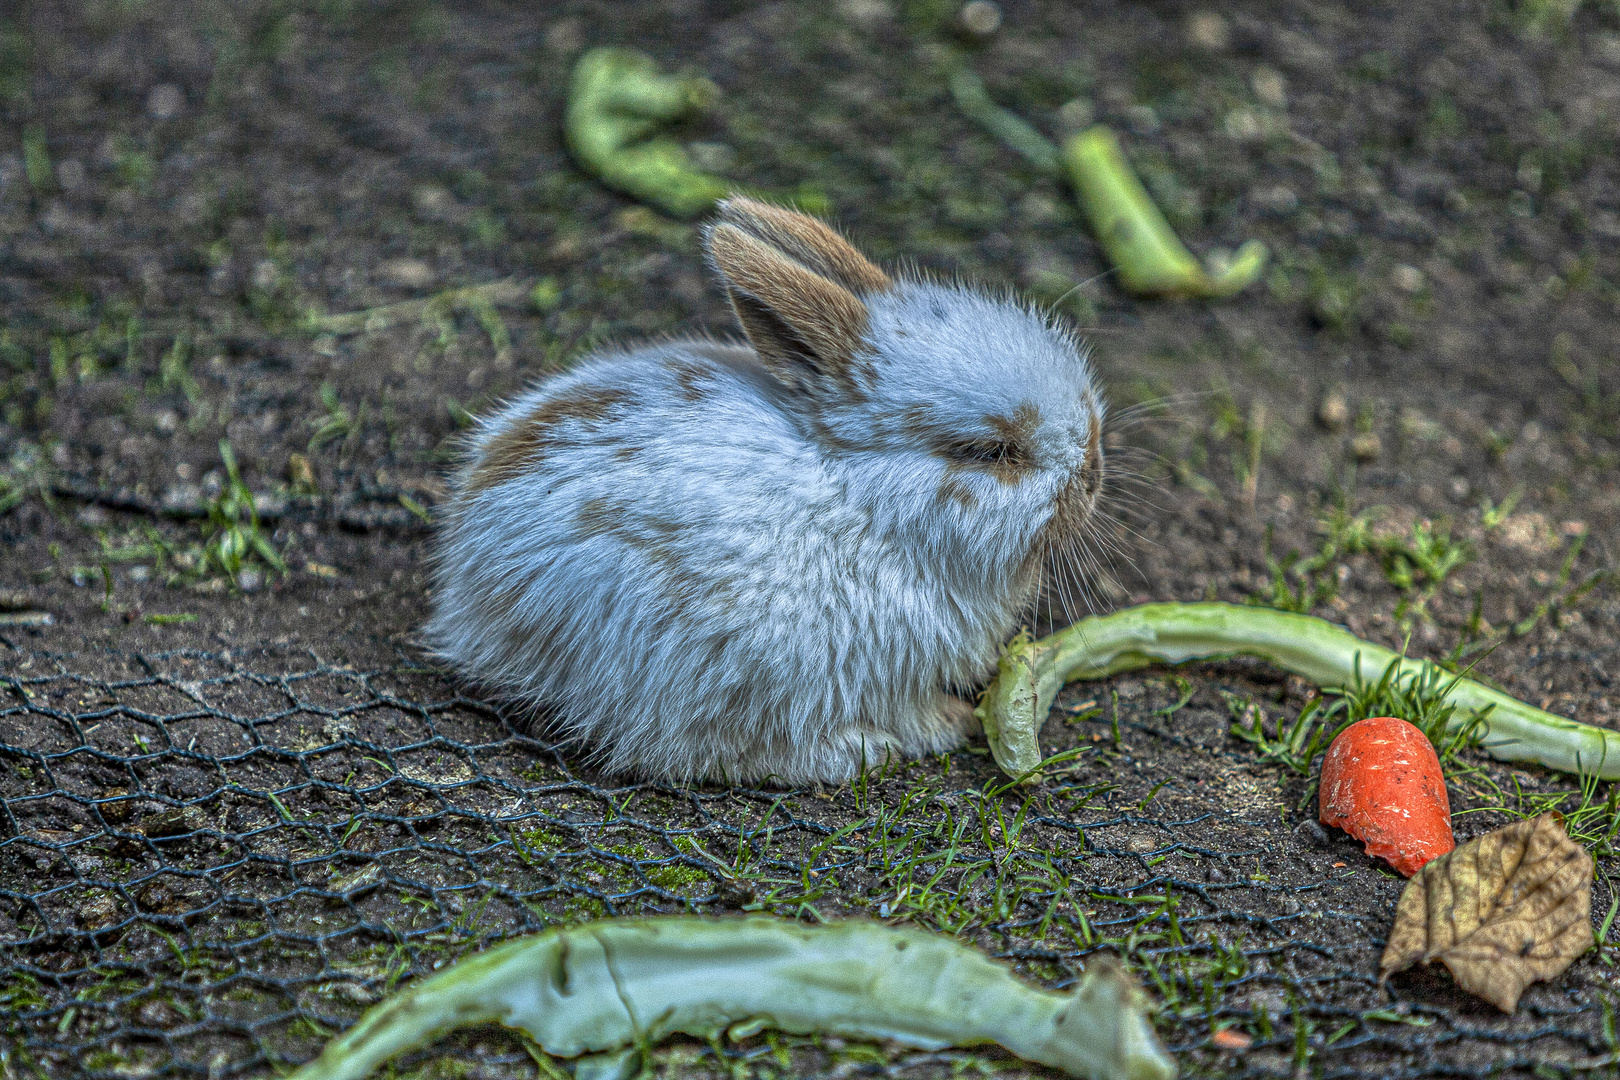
715 197 891 295
706 221 876 395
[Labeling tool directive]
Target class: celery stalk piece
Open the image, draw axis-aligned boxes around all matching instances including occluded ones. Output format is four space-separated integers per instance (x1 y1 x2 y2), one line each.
566 48 731 218
977 601 1620 780
290 917 1176 1080
1062 127 1267 299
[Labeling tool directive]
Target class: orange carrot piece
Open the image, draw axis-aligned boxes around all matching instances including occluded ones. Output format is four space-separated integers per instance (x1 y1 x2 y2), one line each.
1319 716 1455 877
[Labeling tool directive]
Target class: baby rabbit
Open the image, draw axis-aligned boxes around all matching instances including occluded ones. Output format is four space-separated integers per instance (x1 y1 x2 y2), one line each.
428 197 1104 785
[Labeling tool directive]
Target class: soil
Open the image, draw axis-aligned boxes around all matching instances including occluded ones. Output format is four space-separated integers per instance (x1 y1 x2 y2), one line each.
2 2 1620 1078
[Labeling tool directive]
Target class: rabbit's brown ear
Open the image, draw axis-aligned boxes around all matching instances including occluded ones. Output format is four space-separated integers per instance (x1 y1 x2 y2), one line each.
716 197 891 295
707 221 874 395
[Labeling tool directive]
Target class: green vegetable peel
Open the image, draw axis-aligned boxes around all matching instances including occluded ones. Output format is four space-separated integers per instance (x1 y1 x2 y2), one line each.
566 48 730 218
978 602 1620 780
1063 128 1267 299
290 917 1175 1080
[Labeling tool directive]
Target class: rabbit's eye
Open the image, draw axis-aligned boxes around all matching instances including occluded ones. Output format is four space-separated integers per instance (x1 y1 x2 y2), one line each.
947 439 1029 469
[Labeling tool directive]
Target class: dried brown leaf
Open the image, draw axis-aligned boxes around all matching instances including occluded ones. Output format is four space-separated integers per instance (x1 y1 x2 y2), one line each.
1379 812 1593 1012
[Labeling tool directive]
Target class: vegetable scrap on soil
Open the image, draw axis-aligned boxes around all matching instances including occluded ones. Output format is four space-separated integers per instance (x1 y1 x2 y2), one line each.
289 916 1176 1080
1319 716 1455 877
947 67 1062 174
1380 813 1593 1013
1062 127 1268 299
977 602 1620 781
313 278 535 338
946 64 1265 299
5 3 1620 1079
566 47 731 218
982 604 1606 1010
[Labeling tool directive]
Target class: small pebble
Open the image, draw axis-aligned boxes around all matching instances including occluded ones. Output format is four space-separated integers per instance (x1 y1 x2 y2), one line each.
1591 32 1620 69
837 0 893 24
1391 264 1426 293
162 483 203 511
1250 66 1287 109
1516 158 1543 193
378 257 435 289
1056 98 1096 134
957 0 1002 37
138 1001 174 1027
1124 104 1161 135
56 159 87 193
685 141 736 173
1223 108 1264 141
544 18 586 53
146 83 183 120
1252 184 1298 215
1184 11 1230 51
237 570 263 593
1317 390 1349 430
1294 818 1331 847
1397 408 1435 439
207 259 235 295
411 184 459 221
1351 432 1382 461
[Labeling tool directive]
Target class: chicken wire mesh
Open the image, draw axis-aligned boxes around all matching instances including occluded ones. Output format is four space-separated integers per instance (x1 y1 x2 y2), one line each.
1 642 1615 1080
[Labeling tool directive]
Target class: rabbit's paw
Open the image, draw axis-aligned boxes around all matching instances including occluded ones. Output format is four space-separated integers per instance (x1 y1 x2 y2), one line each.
938 694 982 740
815 728 909 781
900 694 980 759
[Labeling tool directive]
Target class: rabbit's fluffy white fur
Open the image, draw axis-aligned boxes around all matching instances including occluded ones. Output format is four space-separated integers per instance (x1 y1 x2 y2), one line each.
427 198 1103 784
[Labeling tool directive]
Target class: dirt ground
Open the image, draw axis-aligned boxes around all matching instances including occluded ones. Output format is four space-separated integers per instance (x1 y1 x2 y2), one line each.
3 1 1620 1078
